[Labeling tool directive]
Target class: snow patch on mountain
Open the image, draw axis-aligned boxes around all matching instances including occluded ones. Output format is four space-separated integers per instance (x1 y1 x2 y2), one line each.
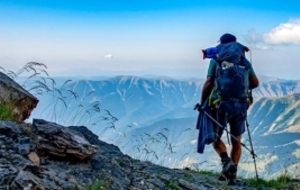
292 148 300 158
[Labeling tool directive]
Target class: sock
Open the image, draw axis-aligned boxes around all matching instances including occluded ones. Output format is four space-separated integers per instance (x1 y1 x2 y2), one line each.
220 152 229 159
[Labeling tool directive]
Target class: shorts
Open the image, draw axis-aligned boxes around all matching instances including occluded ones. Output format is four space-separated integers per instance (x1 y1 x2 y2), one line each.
212 100 248 136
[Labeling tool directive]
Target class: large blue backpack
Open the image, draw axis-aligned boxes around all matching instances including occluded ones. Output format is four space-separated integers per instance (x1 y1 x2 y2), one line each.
214 42 250 100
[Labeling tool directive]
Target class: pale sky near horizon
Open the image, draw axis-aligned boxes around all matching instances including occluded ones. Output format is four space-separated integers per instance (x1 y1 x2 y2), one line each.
1 0 300 79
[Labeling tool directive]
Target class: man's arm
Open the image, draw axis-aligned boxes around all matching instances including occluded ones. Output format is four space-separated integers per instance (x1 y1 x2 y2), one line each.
200 59 217 105
200 76 214 105
249 76 259 89
248 65 259 89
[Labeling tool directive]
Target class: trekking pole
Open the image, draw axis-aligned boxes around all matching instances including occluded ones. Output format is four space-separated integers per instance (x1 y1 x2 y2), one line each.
226 132 230 145
216 111 230 145
247 49 259 181
198 108 257 157
245 118 259 181
225 113 230 146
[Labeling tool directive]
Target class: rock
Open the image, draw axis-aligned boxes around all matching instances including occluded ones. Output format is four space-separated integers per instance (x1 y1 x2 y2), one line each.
0 120 22 138
2 119 299 190
18 137 30 155
159 173 172 181
69 125 121 154
33 119 99 160
9 164 75 190
27 152 40 165
68 126 100 145
179 179 203 190
0 72 38 122
10 170 42 190
10 154 33 166
0 164 18 187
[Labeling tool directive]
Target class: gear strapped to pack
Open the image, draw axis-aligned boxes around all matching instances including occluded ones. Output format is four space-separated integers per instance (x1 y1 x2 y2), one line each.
207 42 252 107
214 42 250 101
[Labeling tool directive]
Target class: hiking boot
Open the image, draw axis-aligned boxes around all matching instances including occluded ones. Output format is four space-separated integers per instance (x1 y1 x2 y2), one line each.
227 173 237 185
227 176 249 186
218 158 237 181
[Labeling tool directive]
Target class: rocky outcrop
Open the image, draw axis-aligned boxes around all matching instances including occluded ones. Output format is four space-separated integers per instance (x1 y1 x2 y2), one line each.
1 120 300 190
0 120 79 189
0 72 38 122
10 164 77 190
33 119 98 160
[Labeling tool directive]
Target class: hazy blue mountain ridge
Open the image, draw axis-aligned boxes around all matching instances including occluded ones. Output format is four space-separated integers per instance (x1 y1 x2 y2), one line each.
248 93 300 135
49 75 300 126
29 75 300 179
118 92 300 179
62 76 205 128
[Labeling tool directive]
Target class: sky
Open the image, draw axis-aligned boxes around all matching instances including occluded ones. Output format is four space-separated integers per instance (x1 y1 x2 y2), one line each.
0 0 300 79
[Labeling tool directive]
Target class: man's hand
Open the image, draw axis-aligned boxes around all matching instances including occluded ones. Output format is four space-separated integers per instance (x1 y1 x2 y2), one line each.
194 103 203 112
201 49 207 59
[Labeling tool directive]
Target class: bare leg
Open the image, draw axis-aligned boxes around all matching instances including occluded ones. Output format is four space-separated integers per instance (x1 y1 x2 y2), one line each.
212 135 227 154
230 135 242 165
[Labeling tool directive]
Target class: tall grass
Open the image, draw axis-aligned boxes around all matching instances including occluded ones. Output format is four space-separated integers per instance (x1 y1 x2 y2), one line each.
119 126 202 168
122 128 175 163
0 62 117 137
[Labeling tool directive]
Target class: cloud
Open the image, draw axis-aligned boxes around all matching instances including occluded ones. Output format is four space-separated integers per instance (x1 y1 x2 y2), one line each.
103 54 113 59
243 30 271 50
244 29 263 44
254 45 271 50
244 19 300 49
263 18 300 45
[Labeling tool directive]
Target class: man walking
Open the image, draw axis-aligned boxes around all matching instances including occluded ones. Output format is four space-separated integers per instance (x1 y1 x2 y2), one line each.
199 33 259 184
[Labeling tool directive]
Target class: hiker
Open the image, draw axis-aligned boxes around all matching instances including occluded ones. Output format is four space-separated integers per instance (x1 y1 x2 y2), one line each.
197 33 259 184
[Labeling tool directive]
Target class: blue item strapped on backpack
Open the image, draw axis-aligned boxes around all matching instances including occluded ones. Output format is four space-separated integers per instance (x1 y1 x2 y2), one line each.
204 47 219 58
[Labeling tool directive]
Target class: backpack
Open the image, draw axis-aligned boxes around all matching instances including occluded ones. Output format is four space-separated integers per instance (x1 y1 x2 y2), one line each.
214 42 250 100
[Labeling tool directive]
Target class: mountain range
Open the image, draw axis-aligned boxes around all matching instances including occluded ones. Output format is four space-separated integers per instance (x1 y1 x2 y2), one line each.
29 75 300 179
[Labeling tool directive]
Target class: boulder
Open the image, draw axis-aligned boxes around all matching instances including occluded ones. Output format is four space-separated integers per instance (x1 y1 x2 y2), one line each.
33 119 99 160
0 120 22 138
0 72 38 122
10 164 77 190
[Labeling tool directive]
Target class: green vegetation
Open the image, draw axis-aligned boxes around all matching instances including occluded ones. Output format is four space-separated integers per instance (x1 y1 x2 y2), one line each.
197 169 295 189
244 174 294 189
198 170 219 176
183 172 193 182
84 176 113 190
168 182 182 190
0 103 14 121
